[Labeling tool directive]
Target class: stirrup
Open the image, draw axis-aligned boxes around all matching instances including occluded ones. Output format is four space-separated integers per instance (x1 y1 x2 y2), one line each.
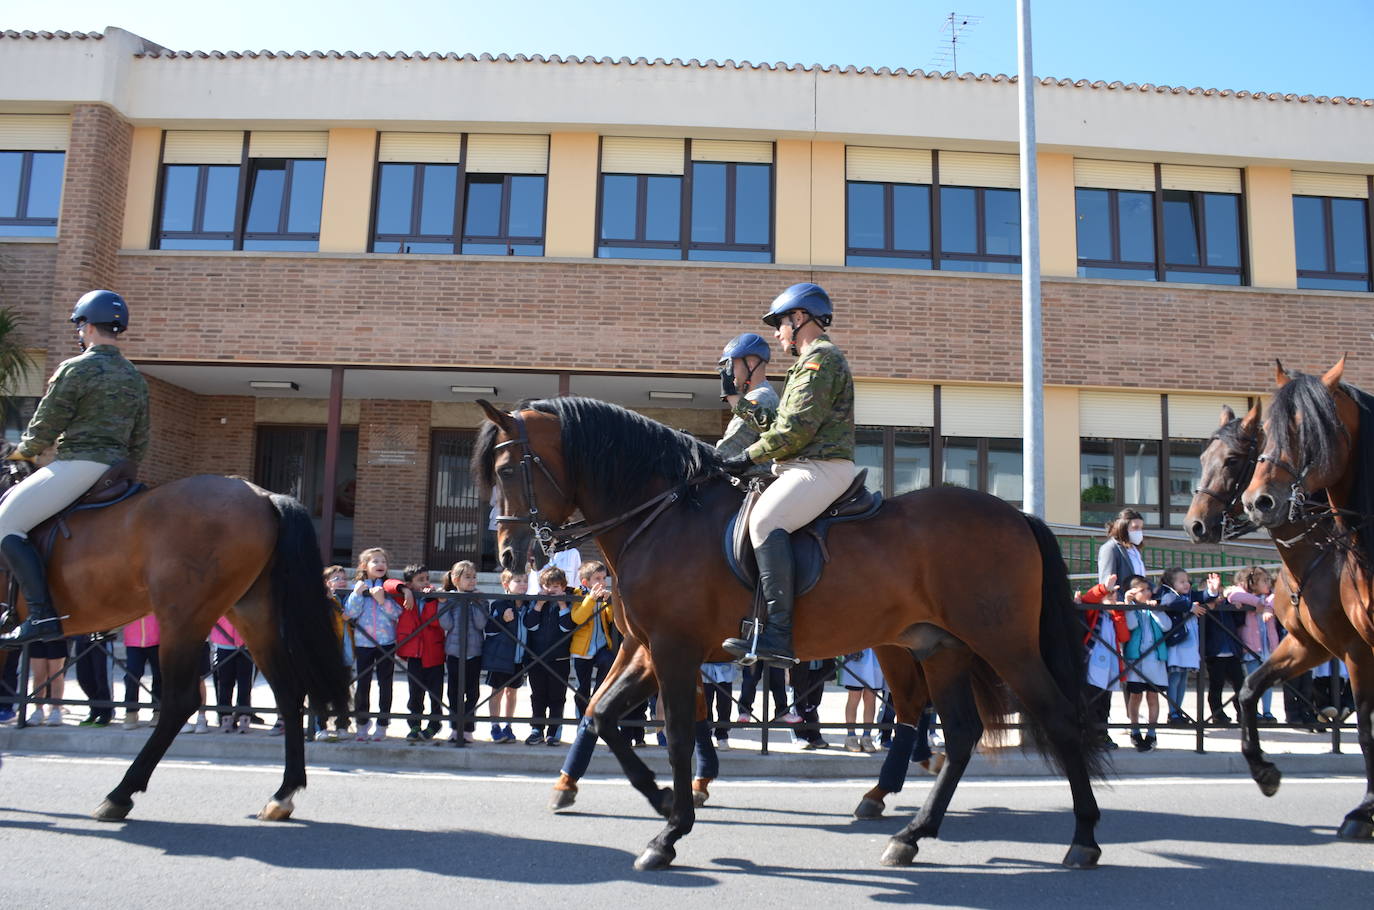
738 618 763 668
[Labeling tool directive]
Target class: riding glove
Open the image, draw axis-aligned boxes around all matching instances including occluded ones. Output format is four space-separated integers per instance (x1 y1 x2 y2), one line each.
718 366 738 400
720 453 754 475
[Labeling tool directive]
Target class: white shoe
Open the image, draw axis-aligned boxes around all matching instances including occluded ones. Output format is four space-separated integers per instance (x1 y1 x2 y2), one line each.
235 715 251 734
860 735 877 753
356 721 373 742
736 713 753 723
27 707 46 725
45 706 63 726
463 731 475 743
219 716 235 733
124 712 142 730
194 714 210 734
844 735 862 752
716 739 730 752
314 728 333 742
777 712 802 724
371 724 387 741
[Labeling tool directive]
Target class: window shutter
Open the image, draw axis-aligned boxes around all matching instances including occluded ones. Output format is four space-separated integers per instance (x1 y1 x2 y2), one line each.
601 137 685 175
1073 159 1155 191
689 139 773 164
854 381 935 426
846 147 933 185
941 386 1023 437
163 131 245 164
249 131 328 159
1291 171 1369 199
0 115 69 151
377 132 462 163
1160 164 1241 194
465 134 549 174
938 151 1019 189
1167 394 1252 440
1078 391 1162 440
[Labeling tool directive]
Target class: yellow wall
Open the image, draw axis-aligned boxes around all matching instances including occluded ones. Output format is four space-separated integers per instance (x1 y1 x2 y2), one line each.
810 141 846 267
318 128 376 253
1245 166 1297 289
1043 386 1081 525
774 139 812 266
120 127 161 250
1037 152 1077 277
546 132 598 258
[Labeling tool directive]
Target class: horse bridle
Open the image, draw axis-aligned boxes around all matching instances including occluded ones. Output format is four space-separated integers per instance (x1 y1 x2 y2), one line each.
1193 431 1260 540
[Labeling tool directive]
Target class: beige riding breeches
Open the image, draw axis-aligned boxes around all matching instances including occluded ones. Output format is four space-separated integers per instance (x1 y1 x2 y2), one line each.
0 459 110 539
747 458 858 547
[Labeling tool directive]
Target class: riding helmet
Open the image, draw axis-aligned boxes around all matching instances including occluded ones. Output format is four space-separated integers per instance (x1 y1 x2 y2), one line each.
70 289 130 334
762 283 833 328
719 333 772 366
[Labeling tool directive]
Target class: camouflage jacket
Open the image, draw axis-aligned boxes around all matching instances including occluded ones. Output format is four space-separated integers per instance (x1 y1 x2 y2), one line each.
715 382 778 465
737 336 855 463
19 344 151 465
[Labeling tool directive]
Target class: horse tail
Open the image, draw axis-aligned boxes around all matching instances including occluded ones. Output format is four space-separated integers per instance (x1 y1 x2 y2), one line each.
265 493 351 718
1022 513 1111 781
968 654 1016 749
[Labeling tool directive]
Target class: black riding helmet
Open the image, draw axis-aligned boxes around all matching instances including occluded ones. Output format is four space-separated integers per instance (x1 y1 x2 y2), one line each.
70 289 130 334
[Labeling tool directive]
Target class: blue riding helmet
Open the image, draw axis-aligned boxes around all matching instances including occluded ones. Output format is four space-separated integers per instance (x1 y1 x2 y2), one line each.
70 289 130 333
762 283 832 328
719 333 772 366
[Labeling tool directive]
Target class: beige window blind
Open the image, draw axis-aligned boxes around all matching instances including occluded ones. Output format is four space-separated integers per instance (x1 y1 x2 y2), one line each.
249 131 328 159
941 386 1023 437
938 151 1019 189
162 131 245 165
1073 159 1155 191
601 137 685 175
1160 164 1241 194
1078 391 1162 440
377 132 462 164
846 147 933 185
1167 394 1252 439
1290 171 1369 199
0 115 69 151
465 134 549 174
690 139 773 164
854 381 935 426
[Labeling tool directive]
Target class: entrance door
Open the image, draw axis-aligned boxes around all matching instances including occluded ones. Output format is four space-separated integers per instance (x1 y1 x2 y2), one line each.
429 429 492 571
254 425 359 564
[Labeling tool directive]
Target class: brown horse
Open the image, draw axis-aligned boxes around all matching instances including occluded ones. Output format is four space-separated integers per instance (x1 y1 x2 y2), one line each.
475 397 1106 871
0 460 350 821
1185 397 1374 839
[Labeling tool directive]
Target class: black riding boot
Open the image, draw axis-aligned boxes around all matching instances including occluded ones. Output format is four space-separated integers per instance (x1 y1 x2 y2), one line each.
721 529 797 666
0 534 61 648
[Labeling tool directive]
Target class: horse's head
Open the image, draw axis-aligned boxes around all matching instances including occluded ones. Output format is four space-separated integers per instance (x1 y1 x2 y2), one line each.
474 400 576 573
1243 357 1357 527
1185 402 1261 543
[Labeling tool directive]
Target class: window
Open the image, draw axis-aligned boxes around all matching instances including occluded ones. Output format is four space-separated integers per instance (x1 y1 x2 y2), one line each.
688 160 772 262
2 397 38 445
372 163 460 253
845 182 932 269
0 151 63 237
1080 437 1161 528
461 173 546 256
156 158 325 251
939 186 1021 273
254 426 358 563
1075 188 1156 280
942 436 1023 505
430 429 497 571
597 173 682 259
855 426 932 495
1293 195 1371 291
1162 190 1242 284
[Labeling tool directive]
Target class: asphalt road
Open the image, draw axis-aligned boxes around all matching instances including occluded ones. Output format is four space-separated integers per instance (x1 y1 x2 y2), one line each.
1 753 1370 909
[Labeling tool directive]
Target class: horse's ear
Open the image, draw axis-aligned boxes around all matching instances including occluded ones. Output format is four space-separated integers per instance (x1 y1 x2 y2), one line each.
1241 401 1262 435
1218 405 1235 427
1274 359 1291 387
1320 354 1347 391
477 399 513 429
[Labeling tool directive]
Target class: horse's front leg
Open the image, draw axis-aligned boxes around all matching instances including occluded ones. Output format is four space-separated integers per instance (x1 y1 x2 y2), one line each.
1337 653 1374 840
1239 633 1328 797
633 643 701 871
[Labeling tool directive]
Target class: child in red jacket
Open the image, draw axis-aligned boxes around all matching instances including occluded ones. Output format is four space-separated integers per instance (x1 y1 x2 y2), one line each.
1077 574 1130 750
395 564 445 742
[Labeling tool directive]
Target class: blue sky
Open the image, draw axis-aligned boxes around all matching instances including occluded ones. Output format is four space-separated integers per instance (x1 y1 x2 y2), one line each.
14 0 1374 98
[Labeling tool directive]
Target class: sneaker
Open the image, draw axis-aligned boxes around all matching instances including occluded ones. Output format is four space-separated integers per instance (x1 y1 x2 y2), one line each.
1143 733 1157 752
1167 716 1189 727
45 706 63 726
656 731 667 747
802 738 829 750
371 725 387 741
356 721 373 742
314 728 333 742
124 712 141 730
269 721 285 737
736 713 754 724
1099 734 1119 750
220 716 235 733
405 726 423 743
501 724 515 743
844 735 862 752
463 731 475 743
545 735 561 747
777 712 802 724
1130 731 1146 751
92 716 111 727
715 738 730 752
490 723 504 742
235 715 251 734
525 731 544 746
861 735 878 753
0 708 16 724
422 723 442 741
194 714 210 734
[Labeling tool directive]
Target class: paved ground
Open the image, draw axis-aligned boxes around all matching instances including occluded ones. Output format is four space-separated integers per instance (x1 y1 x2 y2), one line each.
1 753 1370 908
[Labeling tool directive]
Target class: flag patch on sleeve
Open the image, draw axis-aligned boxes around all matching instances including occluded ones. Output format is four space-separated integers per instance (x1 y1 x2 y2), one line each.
803 361 821 371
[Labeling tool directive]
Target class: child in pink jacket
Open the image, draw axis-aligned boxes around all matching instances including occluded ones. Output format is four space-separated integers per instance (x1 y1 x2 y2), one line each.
121 614 161 729
211 616 255 733
1227 566 1278 721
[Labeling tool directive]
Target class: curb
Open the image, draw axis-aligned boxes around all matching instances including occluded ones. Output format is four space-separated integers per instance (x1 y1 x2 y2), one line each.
2 726 1364 780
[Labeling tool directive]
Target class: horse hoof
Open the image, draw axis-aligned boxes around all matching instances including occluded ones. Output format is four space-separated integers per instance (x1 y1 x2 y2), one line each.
549 788 577 813
879 840 918 866
1254 763 1282 797
92 798 132 822
1062 843 1102 869
633 845 676 871
655 787 673 818
1337 817 1374 840
258 798 294 821
853 797 885 820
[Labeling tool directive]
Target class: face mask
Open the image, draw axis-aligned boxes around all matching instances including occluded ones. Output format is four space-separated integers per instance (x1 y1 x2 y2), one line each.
1127 529 1144 546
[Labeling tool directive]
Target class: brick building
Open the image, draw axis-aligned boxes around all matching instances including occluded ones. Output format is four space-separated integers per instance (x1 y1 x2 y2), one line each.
1 27 1371 568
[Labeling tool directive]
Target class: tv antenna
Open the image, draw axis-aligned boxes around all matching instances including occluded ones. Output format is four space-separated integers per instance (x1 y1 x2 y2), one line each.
931 11 982 74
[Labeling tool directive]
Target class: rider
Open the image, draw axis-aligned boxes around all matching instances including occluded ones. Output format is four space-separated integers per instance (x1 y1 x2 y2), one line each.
0 290 150 647
714 331 778 473
719 283 856 665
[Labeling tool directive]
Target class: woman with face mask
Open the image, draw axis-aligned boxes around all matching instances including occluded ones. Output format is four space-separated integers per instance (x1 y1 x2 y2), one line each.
1098 509 1148 595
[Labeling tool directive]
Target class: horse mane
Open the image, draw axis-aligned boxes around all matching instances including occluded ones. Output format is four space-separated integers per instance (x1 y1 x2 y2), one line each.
473 397 724 513
1346 384 1374 573
1265 371 1350 486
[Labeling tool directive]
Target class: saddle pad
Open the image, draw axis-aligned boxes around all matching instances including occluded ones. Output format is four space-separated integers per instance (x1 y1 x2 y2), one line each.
723 511 825 597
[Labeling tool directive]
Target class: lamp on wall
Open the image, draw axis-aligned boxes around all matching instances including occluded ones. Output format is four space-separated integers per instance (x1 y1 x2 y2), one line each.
450 385 498 395
648 390 694 401
248 380 299 391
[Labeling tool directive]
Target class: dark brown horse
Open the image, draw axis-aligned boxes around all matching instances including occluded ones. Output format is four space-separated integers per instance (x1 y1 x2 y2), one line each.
0 460 350 821
1185 396 1374 839
476 397 1106 871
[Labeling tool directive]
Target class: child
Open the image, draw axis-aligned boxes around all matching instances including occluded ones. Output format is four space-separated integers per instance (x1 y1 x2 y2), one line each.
841 648 884 753
1078 573 1128 749
210 615 253 733
1156 568 1221 726
569 561 616 720
439 560 487 744
310 565 354 741
523 566 574 745
701 660 738 751
1205 568 1252 725
395 565 445 742
344 547 404 741
483 569 527 744
121 613 161 730
1120 575 1171 751
1229 566 1279 721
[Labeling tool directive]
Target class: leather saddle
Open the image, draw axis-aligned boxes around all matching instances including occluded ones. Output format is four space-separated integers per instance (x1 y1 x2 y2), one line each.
723 468 883 596
32 460 146 561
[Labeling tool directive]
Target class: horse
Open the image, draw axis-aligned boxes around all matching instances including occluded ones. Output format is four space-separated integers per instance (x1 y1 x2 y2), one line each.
1184 396 1374 839
474 396 1107 871
1233 358 1374 837
0 453 351 822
